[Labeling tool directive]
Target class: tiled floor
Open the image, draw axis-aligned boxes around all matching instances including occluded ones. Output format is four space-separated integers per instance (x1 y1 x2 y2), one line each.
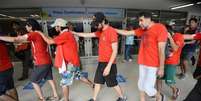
13 56 196 101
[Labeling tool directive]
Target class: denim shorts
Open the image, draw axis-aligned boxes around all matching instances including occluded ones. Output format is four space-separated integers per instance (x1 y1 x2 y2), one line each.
60 65 84 86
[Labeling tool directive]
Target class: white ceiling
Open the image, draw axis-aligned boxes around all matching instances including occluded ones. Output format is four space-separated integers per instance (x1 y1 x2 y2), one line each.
0 0 200 13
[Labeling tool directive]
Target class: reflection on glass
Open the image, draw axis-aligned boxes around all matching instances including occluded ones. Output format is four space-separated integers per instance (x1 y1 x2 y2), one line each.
91 27 98 56
73 23 85 56
110 21 123 55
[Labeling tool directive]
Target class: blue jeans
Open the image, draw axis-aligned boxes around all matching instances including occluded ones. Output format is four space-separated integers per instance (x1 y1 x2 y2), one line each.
124 45 132 61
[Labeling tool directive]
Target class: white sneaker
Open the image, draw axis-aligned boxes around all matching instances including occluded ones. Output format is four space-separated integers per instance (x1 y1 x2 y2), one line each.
128 59 133 62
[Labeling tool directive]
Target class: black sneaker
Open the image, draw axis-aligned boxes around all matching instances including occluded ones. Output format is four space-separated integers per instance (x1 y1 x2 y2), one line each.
88 98 95 101
116 96 127 101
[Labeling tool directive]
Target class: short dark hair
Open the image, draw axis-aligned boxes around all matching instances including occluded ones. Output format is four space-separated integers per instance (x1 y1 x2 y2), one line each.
189 17 198 23
11 21 20 26
26 18 42 31
15 27 27 35
138 12 152 20
11 21 21 30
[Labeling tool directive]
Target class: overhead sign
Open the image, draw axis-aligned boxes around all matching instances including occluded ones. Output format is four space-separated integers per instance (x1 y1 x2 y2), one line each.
42 8 124 18
42 8 86 18
87 8 124 18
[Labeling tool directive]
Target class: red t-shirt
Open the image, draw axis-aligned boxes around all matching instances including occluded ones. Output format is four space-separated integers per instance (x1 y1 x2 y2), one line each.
27 32 52 66
165 33 184 65
193 33 201 67
54 31 80 67
0 41 12 72
95 26 118 62
15 43 29 52
134 23 168 67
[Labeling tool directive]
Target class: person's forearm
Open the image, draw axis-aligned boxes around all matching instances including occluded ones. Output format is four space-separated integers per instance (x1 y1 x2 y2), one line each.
159 53 165 70
107 50 117 68
158 43 166 70
39 33 55 44
71 31 95 38
107 43 118 69
0 36 16 42
183 34 194 40
168 36 179 51
116 29 135 36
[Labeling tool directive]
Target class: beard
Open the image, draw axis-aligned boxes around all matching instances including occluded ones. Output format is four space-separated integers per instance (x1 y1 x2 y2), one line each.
97 27 103 32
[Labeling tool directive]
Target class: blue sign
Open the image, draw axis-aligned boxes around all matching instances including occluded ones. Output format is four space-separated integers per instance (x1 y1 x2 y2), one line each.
42 8 124 18
42 8 86 17
87 8 124 18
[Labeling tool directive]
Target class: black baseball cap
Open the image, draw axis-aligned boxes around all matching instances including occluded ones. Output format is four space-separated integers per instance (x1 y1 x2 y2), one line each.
91 12 106 28
93 12 105 23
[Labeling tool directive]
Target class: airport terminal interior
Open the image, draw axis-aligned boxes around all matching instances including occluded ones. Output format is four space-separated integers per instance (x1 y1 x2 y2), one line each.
0 0 201 101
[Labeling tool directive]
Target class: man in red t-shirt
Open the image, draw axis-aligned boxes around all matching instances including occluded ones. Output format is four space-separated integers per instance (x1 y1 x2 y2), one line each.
116 12 167 101
0 41 18 101
37 18 93 101
73 12 127 101
0 19 59 101
157 24 184 100
183 32 201 101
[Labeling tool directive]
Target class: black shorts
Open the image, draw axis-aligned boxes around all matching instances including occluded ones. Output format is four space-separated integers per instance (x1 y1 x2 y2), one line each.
0 68 14 96
30 64 53 84
94 62 118 87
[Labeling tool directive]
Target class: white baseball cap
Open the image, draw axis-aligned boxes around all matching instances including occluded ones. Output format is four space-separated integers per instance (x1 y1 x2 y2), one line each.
169 20 176 26
51 18 67 27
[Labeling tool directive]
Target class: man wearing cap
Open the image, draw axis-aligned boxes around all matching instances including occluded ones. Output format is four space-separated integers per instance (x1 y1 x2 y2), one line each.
72 12 127 101
116 12 168 101
157 23 184 100
37 18 94 101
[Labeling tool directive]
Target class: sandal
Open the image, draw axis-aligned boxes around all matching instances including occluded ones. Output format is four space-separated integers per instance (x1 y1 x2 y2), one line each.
38 98 46 101
46 96 60 101
172 88 180 100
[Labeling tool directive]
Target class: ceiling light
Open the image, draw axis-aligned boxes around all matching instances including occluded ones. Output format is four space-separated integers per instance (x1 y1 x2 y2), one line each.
171 3 194 10
197 2 201 4
0 14 7 17
7 16 15 19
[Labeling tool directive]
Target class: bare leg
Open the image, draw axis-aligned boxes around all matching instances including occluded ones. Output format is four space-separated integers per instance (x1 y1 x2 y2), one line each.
0 95 17 101
6 88 18 101
62 86 69 101
181 60 188 74
156 91 162 101
80 77 94 88
113 85 124 98
32 82 45 100
92 84 101 100
156 80 162 94
47 80 59 98
170 85 179 99
140 91 146 101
